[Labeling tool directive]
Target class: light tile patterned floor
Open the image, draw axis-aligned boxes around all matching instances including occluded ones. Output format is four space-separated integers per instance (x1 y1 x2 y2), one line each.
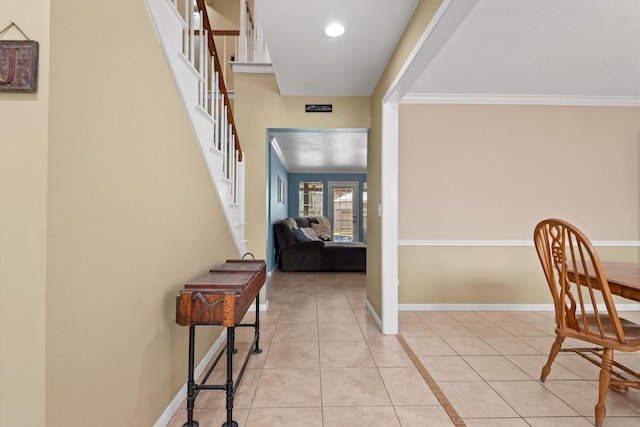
167 271 640 427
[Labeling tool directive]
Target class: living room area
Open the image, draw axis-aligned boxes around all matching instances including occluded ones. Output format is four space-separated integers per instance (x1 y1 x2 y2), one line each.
267 128 368 274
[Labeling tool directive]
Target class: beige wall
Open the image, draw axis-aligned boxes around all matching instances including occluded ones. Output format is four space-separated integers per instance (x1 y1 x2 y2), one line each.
0 1 50 425
398 104 640 305
233 72 370 263
399 105 640 241
42 1 236 425
207 0 240 30
399 245 639 305
367 0 444 317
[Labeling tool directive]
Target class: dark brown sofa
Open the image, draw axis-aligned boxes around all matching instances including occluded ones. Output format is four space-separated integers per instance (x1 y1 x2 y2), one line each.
273 216 366 272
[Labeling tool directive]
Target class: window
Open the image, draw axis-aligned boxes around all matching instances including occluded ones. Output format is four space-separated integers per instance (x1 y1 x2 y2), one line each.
298 182 323 216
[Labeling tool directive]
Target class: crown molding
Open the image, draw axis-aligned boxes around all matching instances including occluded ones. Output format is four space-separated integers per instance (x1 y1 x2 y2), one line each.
400 93 640 107
269 137 291 172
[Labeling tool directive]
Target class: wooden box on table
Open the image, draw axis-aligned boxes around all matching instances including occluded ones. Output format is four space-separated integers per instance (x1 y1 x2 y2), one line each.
176 260 266 327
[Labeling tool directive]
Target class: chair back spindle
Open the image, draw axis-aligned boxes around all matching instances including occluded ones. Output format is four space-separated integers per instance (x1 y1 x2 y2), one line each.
534 219 625 345
534 218 640 427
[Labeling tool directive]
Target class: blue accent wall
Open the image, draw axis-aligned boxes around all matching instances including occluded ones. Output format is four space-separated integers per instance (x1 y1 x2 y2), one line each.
267 143 289 271
288 173 367 242
268 149 367 272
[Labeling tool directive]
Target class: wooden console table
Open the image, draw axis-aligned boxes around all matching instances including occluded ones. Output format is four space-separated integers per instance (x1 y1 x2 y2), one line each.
176 259 266 427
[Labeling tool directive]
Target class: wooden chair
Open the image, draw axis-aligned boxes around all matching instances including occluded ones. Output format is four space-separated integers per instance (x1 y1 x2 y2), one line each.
533 218 640 426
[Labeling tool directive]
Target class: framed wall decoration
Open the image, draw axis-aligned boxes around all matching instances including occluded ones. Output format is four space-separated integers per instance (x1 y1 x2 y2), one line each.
0 23 39 93
276 175 285 203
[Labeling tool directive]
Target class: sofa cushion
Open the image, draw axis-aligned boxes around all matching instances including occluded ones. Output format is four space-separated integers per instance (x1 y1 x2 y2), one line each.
281 217 297 230
300 227 320 241
295 217 311 228
292 227 310 242
293 227 323 242
321 242 366 272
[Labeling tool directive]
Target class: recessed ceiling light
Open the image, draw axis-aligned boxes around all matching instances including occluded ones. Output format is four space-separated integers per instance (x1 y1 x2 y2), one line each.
324 23 345 38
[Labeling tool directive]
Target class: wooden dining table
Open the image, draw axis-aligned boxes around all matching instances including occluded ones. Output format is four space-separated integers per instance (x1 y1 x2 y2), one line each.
564 260 640 397
567 261 640 303
597 261 640 302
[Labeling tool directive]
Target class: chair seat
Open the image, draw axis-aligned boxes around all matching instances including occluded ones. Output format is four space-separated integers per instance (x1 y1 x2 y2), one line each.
562 314 640 350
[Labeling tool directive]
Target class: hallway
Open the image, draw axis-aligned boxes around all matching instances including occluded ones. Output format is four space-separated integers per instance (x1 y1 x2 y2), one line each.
167 271 640 426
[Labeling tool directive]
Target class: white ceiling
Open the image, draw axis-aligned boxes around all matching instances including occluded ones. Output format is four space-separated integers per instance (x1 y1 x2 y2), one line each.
407 0 640 101
270 129 368 174
256 0 419 97
258 0 640 173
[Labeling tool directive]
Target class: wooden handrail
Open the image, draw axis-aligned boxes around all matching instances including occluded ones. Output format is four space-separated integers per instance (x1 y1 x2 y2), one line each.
195 0 242 160
212 30 240 37
245 1 254 30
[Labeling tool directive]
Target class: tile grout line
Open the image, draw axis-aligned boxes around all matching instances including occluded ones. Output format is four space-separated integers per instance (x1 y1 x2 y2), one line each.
397 334 467 427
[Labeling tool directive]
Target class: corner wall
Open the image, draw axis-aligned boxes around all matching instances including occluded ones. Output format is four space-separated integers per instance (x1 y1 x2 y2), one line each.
0 1 50 425
368 0 445 318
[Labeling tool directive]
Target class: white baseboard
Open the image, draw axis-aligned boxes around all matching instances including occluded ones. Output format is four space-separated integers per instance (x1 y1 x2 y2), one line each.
398 303 640 312
153 330 227 427
365 299 384 331
248 302 269 312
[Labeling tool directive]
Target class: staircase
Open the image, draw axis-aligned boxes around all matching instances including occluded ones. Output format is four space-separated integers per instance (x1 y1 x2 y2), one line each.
145 0 246 254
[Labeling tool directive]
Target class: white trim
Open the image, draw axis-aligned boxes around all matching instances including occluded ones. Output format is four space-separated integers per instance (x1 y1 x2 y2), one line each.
269 137 291 172
153 330 228 427
194 104 215 123
380 103 399 335
401 93 640 107
378 0 479 336
229 62 274 74
399 240 640 247
177 52 204 82
399 303 640 312
247 301 269 312
383 0 479 103
365 299 383 331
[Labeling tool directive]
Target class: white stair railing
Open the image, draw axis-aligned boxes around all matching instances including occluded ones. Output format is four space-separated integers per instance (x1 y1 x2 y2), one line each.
146 0 247 255
238 0 270 63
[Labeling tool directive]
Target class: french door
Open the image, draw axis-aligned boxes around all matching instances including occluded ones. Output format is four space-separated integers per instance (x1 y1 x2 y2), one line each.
327 181 359 242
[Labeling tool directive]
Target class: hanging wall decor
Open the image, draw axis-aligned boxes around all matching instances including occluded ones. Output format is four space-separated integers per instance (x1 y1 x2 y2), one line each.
0 22 39 93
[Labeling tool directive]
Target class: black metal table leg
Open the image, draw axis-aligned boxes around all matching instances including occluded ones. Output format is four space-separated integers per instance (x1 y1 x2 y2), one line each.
222 326 238 427
183 326 199 427
253 295 262 354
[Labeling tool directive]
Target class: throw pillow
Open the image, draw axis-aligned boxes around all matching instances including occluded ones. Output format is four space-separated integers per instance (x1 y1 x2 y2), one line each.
292 227 310 242
311 222 332 241
300 227 321 241
316 216 332 232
